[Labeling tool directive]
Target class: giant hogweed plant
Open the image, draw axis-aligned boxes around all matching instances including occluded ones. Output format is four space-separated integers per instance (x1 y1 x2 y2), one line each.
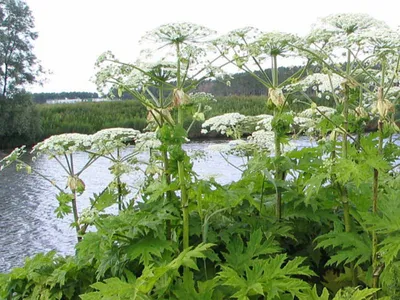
1 19 400 299
287 13 400 296
213 27 311 221
0 128 144 242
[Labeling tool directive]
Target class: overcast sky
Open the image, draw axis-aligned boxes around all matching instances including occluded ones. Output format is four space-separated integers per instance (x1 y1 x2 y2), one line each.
26 0 400 94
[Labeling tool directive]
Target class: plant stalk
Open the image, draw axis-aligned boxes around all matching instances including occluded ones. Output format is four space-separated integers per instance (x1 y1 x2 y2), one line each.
272 54 283 220
69 154 81 242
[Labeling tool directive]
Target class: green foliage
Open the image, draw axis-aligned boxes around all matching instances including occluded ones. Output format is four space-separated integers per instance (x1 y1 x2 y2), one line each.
221 229 281 272
0 93 41 148
0 251 95 299
79 243 214 299
315 231 371 267
5 16 400 300
0 0 42 97
218 254 314 299
37 100 148 140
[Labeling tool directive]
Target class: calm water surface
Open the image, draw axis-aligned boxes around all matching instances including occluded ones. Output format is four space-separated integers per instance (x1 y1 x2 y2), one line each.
0 138 313 273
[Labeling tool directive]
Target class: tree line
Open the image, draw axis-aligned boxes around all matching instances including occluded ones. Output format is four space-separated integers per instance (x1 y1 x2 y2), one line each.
31 92 99 103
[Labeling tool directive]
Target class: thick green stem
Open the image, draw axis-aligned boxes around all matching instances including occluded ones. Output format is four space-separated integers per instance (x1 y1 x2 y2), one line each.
271 54 283 220
175 43 190 280
117 148 122 211
162 149 173 240
342 49 356 285
178 158 190 283
69 155 81 242
372 119 383 291
274 127 282 220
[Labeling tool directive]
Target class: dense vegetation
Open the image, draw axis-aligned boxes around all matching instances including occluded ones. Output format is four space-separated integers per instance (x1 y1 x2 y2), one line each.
2 14 400 300
0 93 41 149
0 0 43 150
36 96 269 140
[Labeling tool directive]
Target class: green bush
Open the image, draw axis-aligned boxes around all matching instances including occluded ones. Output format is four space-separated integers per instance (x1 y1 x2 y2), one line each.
0 93 41 149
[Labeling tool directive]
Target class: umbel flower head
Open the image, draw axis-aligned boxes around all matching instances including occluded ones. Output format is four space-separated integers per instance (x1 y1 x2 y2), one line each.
0 146 26 171
201 113 246 138
307 13 389 49
32 133 92 157
140 22 216 47
287 73 344 94
251 31 299 57
91 128 141 154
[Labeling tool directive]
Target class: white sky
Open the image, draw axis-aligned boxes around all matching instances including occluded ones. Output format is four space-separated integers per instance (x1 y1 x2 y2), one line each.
25 0 400 94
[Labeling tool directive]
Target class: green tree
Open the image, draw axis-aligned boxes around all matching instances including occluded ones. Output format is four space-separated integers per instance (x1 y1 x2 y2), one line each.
0 0 41 98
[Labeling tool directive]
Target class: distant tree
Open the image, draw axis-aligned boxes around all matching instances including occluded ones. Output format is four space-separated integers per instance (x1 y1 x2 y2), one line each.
0 0 42 98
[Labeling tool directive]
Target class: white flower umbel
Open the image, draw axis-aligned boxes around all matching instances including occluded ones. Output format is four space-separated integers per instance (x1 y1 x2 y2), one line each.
293 116 314 132
141 22 216 48
208 139 255 157
307 13 389 53
188 92 217 104
32 133 92 157
213 27 261 67
248 130 297 154
255 114 274 131
202 113 246 138
95 55 153 98
139 22 219 80
287 73 344 94
299 106 336 118
91 128 141 154
0 146 26 171
135 132 162 151
252 31 299 57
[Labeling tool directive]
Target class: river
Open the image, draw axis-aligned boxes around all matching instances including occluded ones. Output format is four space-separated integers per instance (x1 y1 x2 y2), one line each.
0 138 313 273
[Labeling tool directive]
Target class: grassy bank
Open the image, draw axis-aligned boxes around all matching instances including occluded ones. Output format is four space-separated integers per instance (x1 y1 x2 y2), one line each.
37 96 272 140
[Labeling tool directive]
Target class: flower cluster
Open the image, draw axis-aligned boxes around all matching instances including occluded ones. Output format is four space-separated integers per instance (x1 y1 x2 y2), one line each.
247 130 275 152
135 132 161 151
30 128 153 159
91 128 141 154
94 55 152 97
189 92 217 104
214 27 261 56
253 31 299 57
32 133 92 157
201 113 246 137
299 106 336 118
0 146 26 171
255 115 274 131
287 73 343 95
307 13 389 52
139 23 218 79
247 130 297 153
140 22 216 47
208 140 256 157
